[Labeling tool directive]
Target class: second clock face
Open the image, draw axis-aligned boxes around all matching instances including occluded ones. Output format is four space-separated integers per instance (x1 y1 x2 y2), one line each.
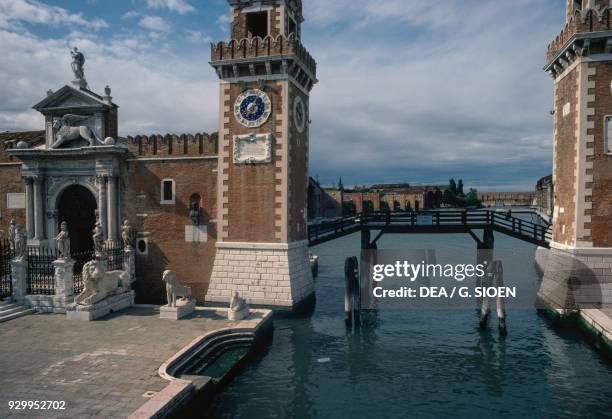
234 89 272 128
293 96 306 133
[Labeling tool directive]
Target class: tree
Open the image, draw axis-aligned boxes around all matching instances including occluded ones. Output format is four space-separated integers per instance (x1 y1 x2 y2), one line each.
380 201 390 212
443 188 454 206
457 179 465 197
393 200 402 212
449 178 457 196
465 188 480 207
363 200 374 214
343 200 356 216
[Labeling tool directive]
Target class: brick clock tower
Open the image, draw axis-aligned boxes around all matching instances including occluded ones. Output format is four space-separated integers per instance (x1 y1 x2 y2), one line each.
206 0 317 307
543 0 612 305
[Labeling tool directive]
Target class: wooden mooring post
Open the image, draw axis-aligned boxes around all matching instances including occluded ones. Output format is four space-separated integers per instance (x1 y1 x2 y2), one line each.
479 260 507 336
344 256 360 327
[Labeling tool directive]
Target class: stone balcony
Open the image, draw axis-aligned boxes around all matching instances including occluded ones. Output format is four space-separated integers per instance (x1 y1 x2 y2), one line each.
210 34 317 91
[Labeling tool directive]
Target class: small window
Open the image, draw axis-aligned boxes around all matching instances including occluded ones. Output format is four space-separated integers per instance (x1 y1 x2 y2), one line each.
288 18 297 36
247 12 268 38
161 179 175 204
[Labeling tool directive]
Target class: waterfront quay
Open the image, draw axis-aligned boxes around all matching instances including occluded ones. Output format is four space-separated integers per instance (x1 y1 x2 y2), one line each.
0 306 270 419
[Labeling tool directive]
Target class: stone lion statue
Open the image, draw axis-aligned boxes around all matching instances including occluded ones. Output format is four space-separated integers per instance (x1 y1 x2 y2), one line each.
75 259 130 306
162 270 192 307
51 114 100 149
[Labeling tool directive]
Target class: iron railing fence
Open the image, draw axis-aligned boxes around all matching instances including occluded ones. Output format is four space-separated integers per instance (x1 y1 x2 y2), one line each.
103 242 124 271
26 247 56 295
0 239 12 299
71 248 94 295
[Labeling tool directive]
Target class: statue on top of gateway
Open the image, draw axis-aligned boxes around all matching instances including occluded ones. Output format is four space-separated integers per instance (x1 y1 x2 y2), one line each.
70 47 86 85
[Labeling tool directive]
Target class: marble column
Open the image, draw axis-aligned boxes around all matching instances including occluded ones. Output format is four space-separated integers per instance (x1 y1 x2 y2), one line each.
24 178 34 239
107 176 118 243
98 176 108 238
33 177 44 241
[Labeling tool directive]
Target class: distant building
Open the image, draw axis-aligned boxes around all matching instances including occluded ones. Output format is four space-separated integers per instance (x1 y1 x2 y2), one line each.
477 192 536 208
308 183 445 218
308 177 341 220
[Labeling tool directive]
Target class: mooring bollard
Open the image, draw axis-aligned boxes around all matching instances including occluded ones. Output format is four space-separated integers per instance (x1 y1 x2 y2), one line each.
494 261 507 336
479 271 491 330
344 256 360 327
479 260 507 335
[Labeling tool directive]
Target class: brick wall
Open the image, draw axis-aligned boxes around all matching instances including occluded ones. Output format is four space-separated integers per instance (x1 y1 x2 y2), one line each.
287 83 309 242
552 66 579 246
0 165 26 238
123 159 218 304
220 81 284 243
124 133 217 158
589 62 612 247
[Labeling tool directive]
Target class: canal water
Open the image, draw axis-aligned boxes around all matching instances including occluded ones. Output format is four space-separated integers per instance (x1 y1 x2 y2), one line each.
207 228 612 418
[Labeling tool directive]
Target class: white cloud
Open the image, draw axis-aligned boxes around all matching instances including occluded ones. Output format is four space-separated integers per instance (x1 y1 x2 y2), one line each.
185 30 211 43
302 0 561 190
121 11 140 20
145 0 194 15
0 0 108 30
217 14 231 31
0 23 217 136
138 15 171 32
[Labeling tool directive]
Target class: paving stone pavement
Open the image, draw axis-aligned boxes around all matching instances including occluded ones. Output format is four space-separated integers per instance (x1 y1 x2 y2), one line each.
0 306 251 419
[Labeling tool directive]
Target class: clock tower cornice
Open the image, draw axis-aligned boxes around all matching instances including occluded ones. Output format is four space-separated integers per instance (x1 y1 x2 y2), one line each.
210 34 317 93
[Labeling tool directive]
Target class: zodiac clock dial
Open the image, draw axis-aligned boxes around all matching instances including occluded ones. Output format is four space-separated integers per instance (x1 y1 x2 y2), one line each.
293 96 307 133
234 89 272 128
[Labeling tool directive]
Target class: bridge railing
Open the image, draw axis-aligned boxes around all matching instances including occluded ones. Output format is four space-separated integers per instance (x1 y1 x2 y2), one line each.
308 210 553 246
489 212 552 244
308 216 360 243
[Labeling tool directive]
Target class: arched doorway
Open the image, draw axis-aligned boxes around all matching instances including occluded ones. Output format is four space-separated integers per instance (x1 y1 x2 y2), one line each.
57 185 97 253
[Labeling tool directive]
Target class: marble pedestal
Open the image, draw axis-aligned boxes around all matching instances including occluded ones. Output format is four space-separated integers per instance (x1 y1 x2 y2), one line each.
160 299 196 320
66 290 135 321
228 307 250 321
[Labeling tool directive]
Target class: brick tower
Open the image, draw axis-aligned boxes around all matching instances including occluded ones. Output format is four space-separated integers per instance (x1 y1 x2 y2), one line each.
206 0 317 307
541 0 612 306
545 1 612 250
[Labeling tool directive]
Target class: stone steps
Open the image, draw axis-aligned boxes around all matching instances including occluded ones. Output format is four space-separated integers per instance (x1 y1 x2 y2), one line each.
0 302 36 323
0 299 14 307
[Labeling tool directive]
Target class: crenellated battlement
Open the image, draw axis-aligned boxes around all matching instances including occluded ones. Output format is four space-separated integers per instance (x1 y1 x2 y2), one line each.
211 33 316 76
124 132 218 158
546 7 612 64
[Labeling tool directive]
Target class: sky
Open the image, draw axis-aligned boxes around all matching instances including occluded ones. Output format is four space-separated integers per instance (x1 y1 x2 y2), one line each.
0 0 566 191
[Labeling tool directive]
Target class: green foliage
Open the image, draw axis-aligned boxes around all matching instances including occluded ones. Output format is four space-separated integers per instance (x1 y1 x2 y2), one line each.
343 200 356 215
449 178 457 196
380 201 390 212
465 188 480 206
363 200 374 214
457 179 465 197
393 200 402 212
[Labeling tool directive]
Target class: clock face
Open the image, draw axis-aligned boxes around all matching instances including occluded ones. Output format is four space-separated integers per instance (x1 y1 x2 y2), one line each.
234 89 272 128
293 96 306 133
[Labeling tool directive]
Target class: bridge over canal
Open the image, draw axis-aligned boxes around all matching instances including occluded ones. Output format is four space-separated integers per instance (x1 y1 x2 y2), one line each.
308 210 552 251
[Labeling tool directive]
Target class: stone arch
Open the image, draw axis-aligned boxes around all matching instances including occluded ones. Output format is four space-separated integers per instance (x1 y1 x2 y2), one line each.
56 184 98 253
